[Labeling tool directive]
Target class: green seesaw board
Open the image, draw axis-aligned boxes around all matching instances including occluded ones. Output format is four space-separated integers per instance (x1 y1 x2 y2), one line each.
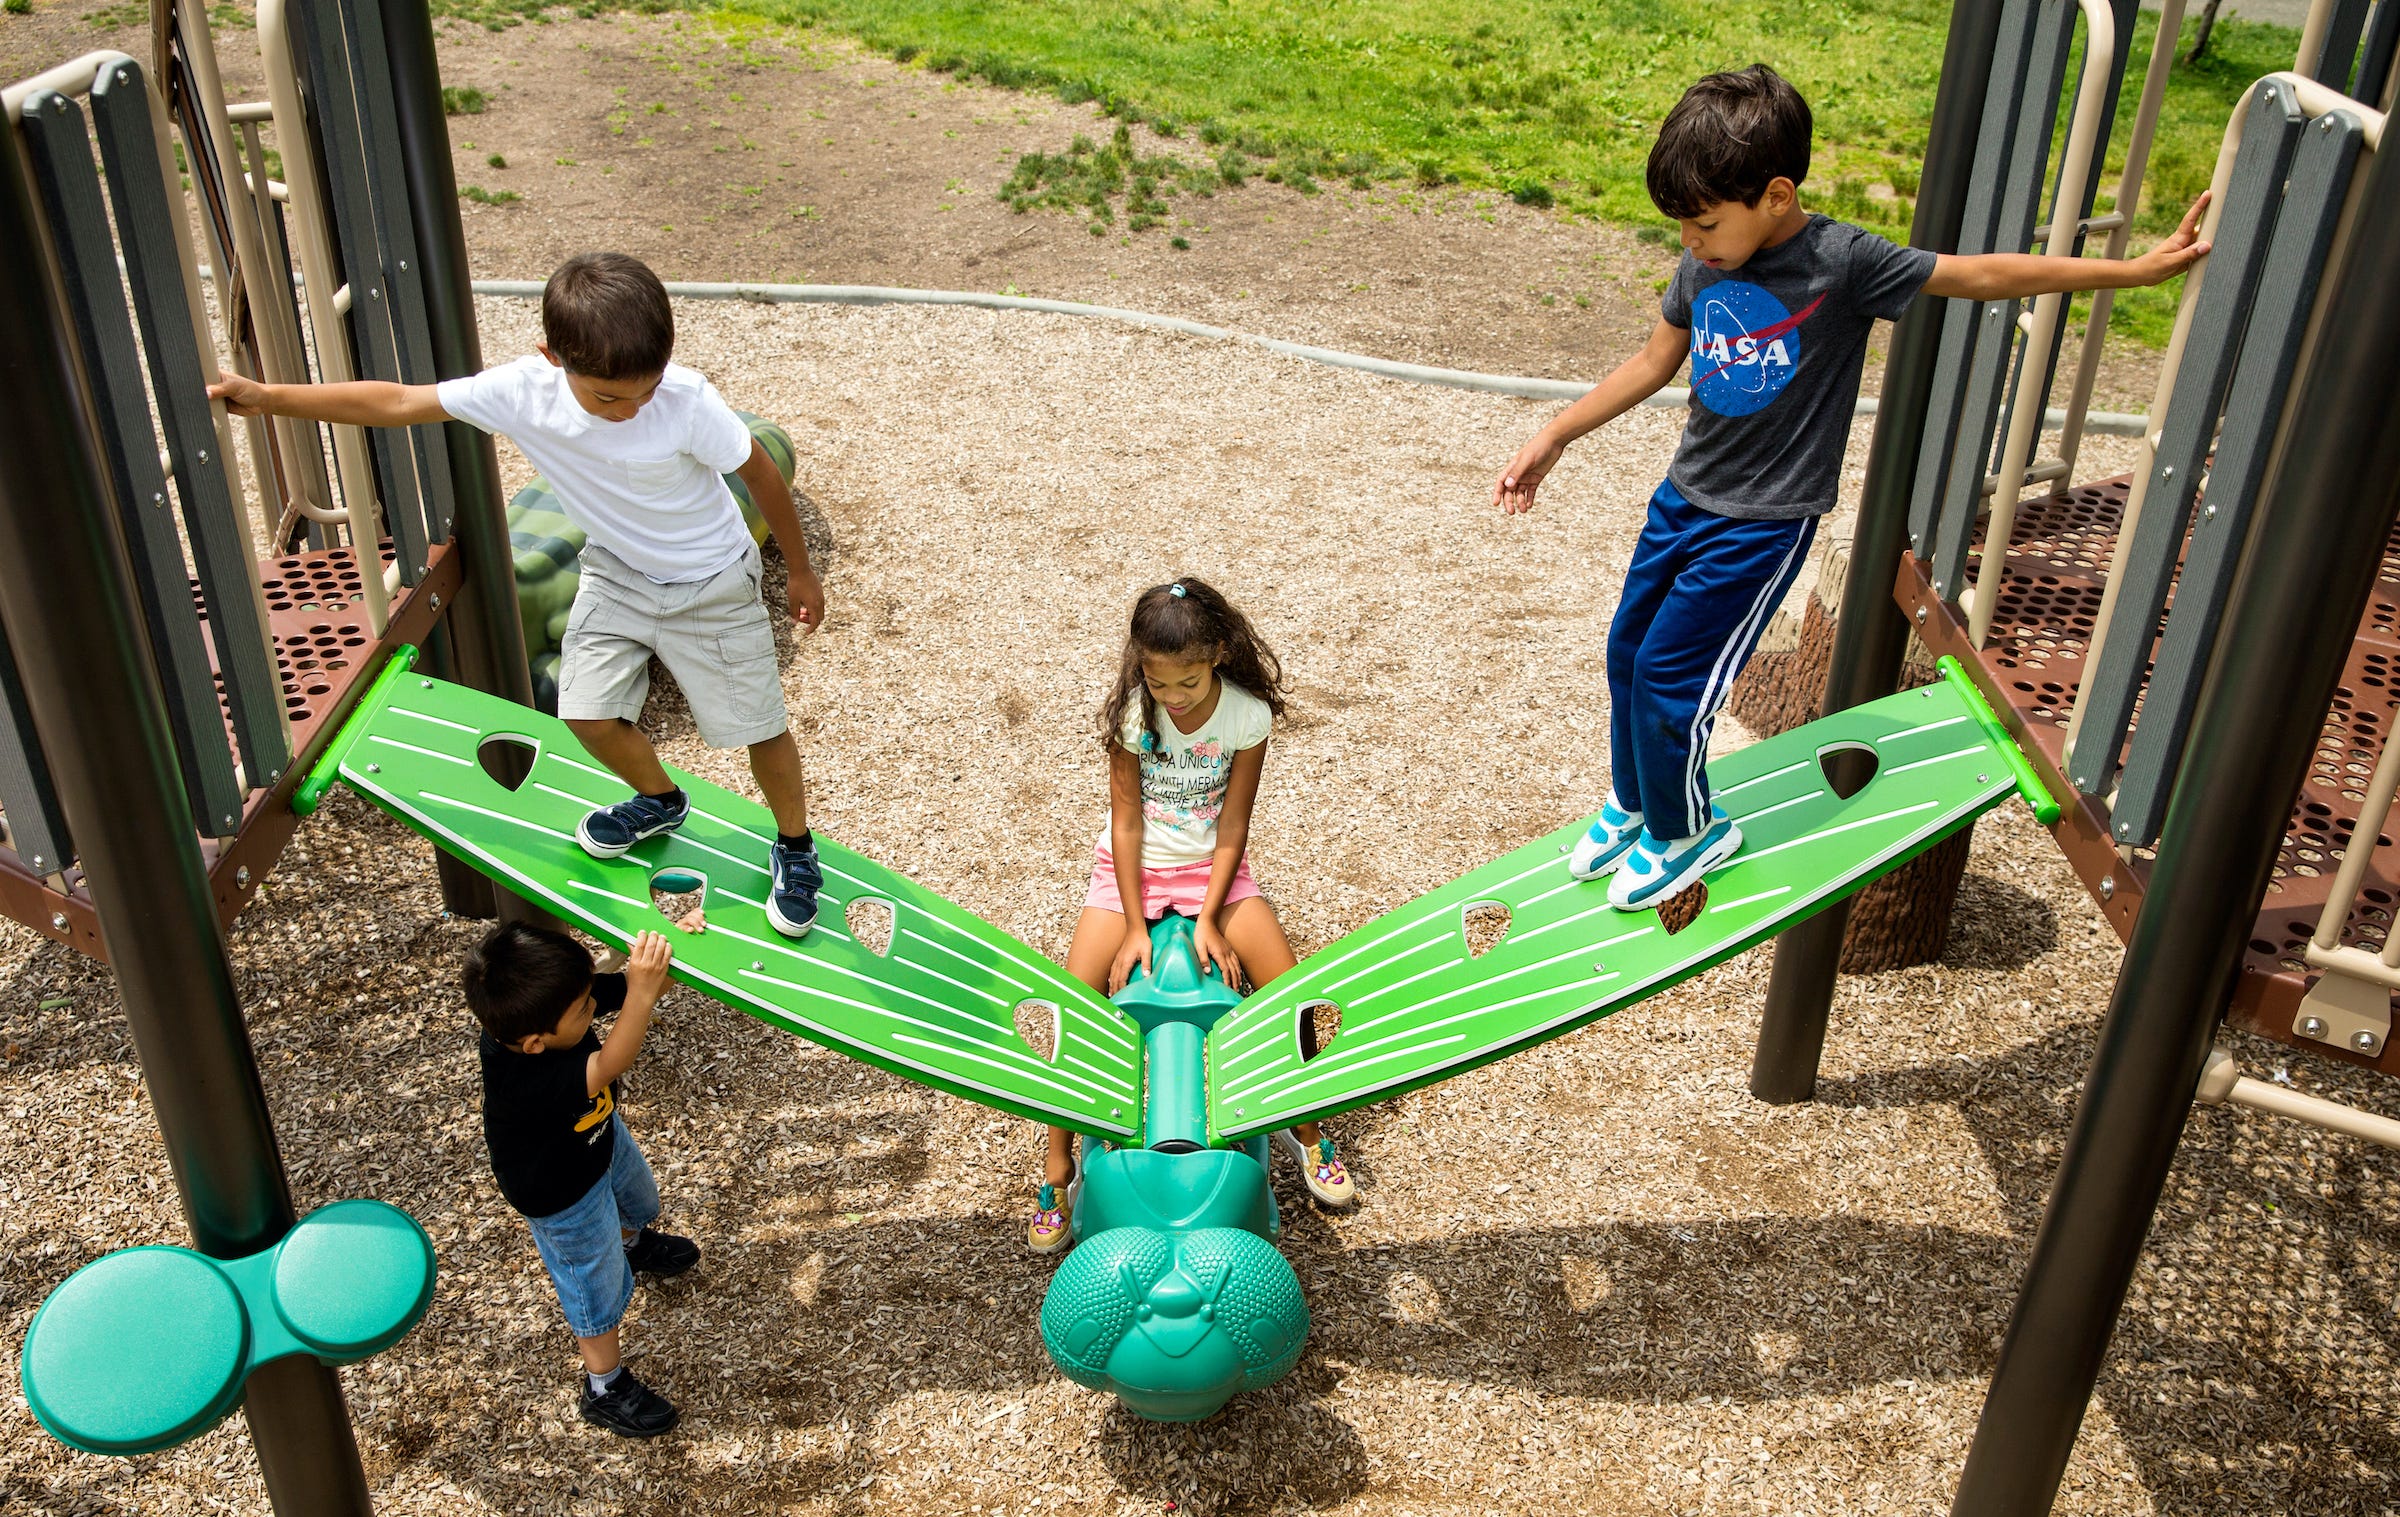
1202 661 2055 1143
301 651 1144 1139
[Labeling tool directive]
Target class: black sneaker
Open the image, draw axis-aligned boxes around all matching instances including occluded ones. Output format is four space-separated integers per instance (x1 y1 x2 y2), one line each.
579 1368 679 1438
766 836 822 938
624 1225 700 1279
577 790 689 859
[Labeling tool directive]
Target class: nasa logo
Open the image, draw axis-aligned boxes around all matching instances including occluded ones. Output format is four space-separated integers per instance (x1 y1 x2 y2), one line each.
1688 282 1821 418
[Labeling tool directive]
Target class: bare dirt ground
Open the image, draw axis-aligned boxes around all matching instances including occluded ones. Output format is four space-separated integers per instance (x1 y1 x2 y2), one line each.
4 8 2389 1517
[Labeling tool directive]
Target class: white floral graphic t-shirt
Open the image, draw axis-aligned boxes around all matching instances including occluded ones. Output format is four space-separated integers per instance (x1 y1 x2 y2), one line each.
1102 679 1274 869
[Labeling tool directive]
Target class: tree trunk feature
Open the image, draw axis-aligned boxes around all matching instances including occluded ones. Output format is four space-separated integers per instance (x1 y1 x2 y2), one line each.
1729 543 1976 973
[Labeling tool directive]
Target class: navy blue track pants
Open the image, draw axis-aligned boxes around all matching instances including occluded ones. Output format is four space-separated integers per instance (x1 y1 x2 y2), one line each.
1606 480 1816 840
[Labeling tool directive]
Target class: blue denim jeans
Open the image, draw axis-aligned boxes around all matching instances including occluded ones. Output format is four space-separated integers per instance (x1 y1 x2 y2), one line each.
523 1116 661 1338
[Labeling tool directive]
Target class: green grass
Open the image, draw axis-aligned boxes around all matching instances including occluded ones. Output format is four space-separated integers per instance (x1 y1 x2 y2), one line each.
458 184 521 204
430 0 2302 345
441 84 490 115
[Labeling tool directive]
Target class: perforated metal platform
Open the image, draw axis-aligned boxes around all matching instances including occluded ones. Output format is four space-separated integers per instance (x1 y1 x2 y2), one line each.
1898 476 2400 1075
0 540 458 958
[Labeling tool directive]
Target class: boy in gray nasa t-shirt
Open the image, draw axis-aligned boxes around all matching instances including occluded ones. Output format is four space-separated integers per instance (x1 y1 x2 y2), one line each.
1493 63 2209 912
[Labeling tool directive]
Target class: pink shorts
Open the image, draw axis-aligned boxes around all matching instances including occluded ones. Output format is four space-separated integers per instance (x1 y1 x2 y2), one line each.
1084 845 1262 921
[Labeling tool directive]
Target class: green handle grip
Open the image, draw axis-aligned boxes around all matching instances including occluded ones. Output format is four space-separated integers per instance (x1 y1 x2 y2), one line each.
291 644 419 816
1937 655 2060 825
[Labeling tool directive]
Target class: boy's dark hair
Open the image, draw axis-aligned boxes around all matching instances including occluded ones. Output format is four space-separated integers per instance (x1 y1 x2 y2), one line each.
541 252 674 379
462 922 595 1045
1646 64 1813 219
1099 577 1289 751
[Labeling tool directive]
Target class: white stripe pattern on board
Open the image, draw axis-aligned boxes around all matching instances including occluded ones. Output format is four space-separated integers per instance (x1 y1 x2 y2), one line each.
366 734 472 766
741 968 1108 1100
1883 744 1985 776
418 790 578 844
390 704 481 734
1735 800 1944 866
1714 757 1814 799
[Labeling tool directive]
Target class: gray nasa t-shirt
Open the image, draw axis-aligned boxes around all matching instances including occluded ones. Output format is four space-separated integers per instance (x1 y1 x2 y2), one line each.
1660 215 1936 520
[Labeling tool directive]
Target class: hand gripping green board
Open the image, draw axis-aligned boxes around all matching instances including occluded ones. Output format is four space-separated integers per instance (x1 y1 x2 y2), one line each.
308 656 1142 1139
1203 660 2055 1142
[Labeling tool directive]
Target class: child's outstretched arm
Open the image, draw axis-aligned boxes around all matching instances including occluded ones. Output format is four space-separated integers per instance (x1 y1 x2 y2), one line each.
1495 318 1689 514
587 930 672 1098
733 439 826 633
208 371 450 428
1923 193 2211 302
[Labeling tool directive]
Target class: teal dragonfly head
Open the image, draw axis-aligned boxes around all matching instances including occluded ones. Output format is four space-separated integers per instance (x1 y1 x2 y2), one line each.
1036 915 1311 1421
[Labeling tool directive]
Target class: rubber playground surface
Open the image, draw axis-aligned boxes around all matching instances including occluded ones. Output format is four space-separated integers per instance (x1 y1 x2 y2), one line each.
0 291 2393 1514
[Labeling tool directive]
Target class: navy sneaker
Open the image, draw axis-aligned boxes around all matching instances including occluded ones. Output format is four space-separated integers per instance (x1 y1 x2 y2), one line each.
624 1226 700 1279
767 836 822 938
577 790 688 859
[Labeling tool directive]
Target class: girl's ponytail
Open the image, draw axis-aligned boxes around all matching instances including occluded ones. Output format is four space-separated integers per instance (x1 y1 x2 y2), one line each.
1097 577 1289 751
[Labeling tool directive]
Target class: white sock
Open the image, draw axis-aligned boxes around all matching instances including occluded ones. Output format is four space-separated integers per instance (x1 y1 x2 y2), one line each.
587 1365 625 1395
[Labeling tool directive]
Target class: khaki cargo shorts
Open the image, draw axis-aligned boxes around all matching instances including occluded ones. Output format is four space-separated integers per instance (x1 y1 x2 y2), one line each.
556 539 789 749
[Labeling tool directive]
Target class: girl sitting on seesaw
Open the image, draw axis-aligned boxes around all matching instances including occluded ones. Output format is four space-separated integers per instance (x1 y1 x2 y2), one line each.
1029 578 1357 1253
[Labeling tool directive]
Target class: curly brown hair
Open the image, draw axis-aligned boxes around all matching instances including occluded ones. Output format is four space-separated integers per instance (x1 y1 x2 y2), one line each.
1098 578 1289 752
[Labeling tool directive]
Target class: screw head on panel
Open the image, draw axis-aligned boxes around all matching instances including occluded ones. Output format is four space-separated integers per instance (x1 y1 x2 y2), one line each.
1977 774 1989 784
50 913 68 931
421 679 433 688
236 866 250 887
430 593 442 609
2204 504 2217 519
2353 1030 2381 1053
2301 1016 2329 1037
365 763 380 774
1915 606 1927 623
197 449 210 464
30 855 44 869
2099 878 2116 900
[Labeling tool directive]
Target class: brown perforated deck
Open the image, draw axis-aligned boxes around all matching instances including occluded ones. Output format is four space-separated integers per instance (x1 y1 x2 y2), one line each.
0 540 460 960
1898 477 2400 1076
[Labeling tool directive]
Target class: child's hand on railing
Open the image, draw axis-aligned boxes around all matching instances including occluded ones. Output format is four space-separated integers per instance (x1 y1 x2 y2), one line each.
2130 192 2213 286
207 371 270 416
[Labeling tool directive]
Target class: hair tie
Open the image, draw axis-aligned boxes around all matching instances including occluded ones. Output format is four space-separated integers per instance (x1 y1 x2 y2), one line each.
1169 582 1187 598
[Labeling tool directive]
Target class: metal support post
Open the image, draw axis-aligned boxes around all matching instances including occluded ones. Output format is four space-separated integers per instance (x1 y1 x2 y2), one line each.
1750 0 2010 1104
0 135 370 1514
378 0 555 927
1948 114 2400 1517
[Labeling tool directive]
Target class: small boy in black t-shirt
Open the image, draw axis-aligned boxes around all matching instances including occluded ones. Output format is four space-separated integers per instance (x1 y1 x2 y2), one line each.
464 922 699 1437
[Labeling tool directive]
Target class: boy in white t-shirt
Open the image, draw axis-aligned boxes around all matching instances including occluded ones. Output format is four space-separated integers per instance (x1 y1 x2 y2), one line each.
213 253 828 936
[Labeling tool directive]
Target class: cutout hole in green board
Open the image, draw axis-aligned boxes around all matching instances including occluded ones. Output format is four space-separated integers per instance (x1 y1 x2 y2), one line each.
476 733 538 791
649 868 706 926
1818 740 1879 800
1012 999 1060 1062
845 897 894 956
1298 1000 1341 1061
1461 900 1512 958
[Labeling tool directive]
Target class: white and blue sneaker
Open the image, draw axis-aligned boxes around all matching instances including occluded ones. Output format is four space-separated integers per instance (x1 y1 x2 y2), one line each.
1568 797 1645 880
1607 808 1742 912
577 789 689 858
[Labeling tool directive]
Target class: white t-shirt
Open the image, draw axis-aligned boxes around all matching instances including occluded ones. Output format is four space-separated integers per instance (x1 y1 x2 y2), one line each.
1100 679 1274 869
437 357 756 583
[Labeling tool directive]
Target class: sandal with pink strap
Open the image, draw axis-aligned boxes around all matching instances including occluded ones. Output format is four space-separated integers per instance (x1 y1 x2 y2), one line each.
1271 1129 1357 1208
1027 1180 1075 1254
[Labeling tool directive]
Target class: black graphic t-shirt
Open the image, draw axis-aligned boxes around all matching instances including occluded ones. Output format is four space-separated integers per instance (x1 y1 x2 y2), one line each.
1660 214 1936 520
479 973 627 1218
